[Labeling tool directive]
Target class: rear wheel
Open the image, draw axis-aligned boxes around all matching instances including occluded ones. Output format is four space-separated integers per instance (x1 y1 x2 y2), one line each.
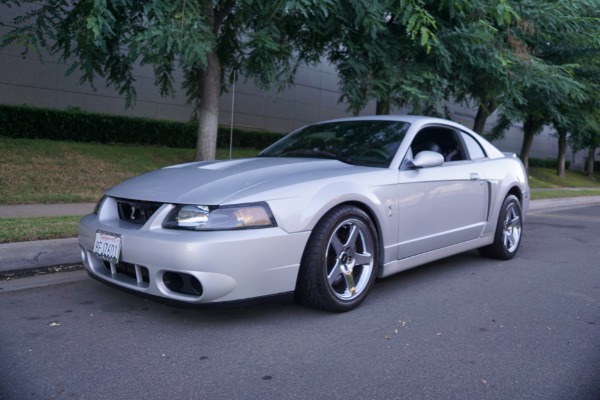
295 205 379 312
479 194 523 260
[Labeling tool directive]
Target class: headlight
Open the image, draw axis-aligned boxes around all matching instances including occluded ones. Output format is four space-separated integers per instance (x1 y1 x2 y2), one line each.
163 202 276 231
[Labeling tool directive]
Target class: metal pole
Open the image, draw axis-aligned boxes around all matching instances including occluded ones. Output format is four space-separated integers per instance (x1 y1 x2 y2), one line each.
229 70 236 159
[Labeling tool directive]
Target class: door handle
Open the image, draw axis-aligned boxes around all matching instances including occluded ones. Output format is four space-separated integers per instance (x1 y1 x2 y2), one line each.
470 173 480 180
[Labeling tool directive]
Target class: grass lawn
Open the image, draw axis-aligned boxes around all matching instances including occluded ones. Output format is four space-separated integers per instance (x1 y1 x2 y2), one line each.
528 166 600 189
0 137 258 204
0 215 82 243
528 166 600 200
531 189 600 200
1 137 599 242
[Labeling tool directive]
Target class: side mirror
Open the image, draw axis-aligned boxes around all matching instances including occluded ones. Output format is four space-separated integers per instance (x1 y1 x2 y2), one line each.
412 151 444 168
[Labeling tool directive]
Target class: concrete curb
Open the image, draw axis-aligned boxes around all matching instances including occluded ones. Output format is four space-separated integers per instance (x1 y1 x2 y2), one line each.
1 197 599 277
528 195 600 211
0 238 81 274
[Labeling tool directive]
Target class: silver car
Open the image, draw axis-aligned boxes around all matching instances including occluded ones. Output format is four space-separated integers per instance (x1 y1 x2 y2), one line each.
79 116 529 312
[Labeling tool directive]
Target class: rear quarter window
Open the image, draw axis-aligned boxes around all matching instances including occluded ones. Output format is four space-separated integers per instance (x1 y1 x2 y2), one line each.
461 132 486 160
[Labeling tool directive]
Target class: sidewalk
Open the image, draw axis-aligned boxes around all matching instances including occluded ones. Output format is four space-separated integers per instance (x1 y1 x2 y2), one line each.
1 195 600 276
0 203 95 218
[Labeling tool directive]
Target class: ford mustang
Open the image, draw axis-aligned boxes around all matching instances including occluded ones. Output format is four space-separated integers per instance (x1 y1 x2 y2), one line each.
79 116 529 312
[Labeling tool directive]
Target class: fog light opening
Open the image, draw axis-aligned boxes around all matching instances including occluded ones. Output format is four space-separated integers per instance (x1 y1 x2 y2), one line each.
190 276 203 296
162 271 203 297
163 271 184 292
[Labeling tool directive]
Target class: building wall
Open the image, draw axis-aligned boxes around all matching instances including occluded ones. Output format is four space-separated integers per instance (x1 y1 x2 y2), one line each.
0 5 587 167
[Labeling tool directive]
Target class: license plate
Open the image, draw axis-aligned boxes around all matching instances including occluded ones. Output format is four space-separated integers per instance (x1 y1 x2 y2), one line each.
94 230 122 264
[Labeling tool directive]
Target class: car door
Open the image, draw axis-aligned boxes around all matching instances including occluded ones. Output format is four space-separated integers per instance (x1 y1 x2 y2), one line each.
396 125 489 259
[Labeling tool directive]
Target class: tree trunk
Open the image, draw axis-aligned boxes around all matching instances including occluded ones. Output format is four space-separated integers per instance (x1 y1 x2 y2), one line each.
376 99 390 115
473 105 489 134
519 115 543 172
587 146 597 179
519 132 534 172
193 0 234 161
472 100 496 134
195 49 221 161
556 129 567 177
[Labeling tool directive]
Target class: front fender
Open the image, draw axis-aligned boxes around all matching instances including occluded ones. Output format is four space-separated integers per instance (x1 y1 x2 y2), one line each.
266 170 399 252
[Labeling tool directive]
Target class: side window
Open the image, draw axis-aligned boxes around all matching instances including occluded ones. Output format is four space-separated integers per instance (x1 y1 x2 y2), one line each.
461 132 486 160
410 126 466 162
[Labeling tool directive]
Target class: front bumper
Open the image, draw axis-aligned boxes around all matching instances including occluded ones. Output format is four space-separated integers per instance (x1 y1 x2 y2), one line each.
78 203 310 304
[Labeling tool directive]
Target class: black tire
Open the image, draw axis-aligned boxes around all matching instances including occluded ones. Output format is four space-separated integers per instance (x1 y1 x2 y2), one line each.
479 194 523 260
295 205 379 312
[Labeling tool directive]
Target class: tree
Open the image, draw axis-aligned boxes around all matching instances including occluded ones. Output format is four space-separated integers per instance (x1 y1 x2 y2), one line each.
434 0 525 133
0 0 389 160
327 0 528 131
552 99 600 178
585 142 600 179
541 0 600 177
319 0 441 117
488 0 599 171
569 104 600 179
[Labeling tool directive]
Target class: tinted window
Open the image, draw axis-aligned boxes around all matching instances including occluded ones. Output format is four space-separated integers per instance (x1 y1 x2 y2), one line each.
409 126 465 162
259 120 410 168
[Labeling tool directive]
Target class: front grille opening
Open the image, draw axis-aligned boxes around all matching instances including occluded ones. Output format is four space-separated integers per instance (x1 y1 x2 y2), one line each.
116 199 162 225
103 261 149 284
162 271 203 297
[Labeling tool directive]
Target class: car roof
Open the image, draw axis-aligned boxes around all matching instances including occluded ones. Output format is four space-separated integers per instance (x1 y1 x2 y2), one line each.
315 115 466 129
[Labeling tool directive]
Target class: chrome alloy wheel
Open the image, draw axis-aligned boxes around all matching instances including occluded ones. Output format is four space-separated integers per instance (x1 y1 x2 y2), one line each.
502 202 522 253
325 218 375 301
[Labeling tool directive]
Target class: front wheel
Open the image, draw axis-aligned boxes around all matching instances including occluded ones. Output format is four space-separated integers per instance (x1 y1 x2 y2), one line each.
295 205 379 312
479 194 523 260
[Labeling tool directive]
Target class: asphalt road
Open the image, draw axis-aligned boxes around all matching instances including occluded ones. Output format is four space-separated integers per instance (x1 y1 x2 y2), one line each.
1 205 599 400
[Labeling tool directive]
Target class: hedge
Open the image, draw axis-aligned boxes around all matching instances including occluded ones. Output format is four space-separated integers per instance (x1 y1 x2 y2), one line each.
584 159 600 173
529 157 570 170
0 104 284 149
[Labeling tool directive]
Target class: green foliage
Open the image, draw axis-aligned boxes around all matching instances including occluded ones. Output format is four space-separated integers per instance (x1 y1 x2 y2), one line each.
331 0 532 118
397 0 438 51
0 104 283 149
488 0 600 171
330 0 442 115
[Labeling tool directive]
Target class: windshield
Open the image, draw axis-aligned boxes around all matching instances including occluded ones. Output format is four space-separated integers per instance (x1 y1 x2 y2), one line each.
259 120 410 168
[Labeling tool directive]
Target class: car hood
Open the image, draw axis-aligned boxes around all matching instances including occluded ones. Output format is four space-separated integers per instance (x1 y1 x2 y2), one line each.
106 157 359 204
